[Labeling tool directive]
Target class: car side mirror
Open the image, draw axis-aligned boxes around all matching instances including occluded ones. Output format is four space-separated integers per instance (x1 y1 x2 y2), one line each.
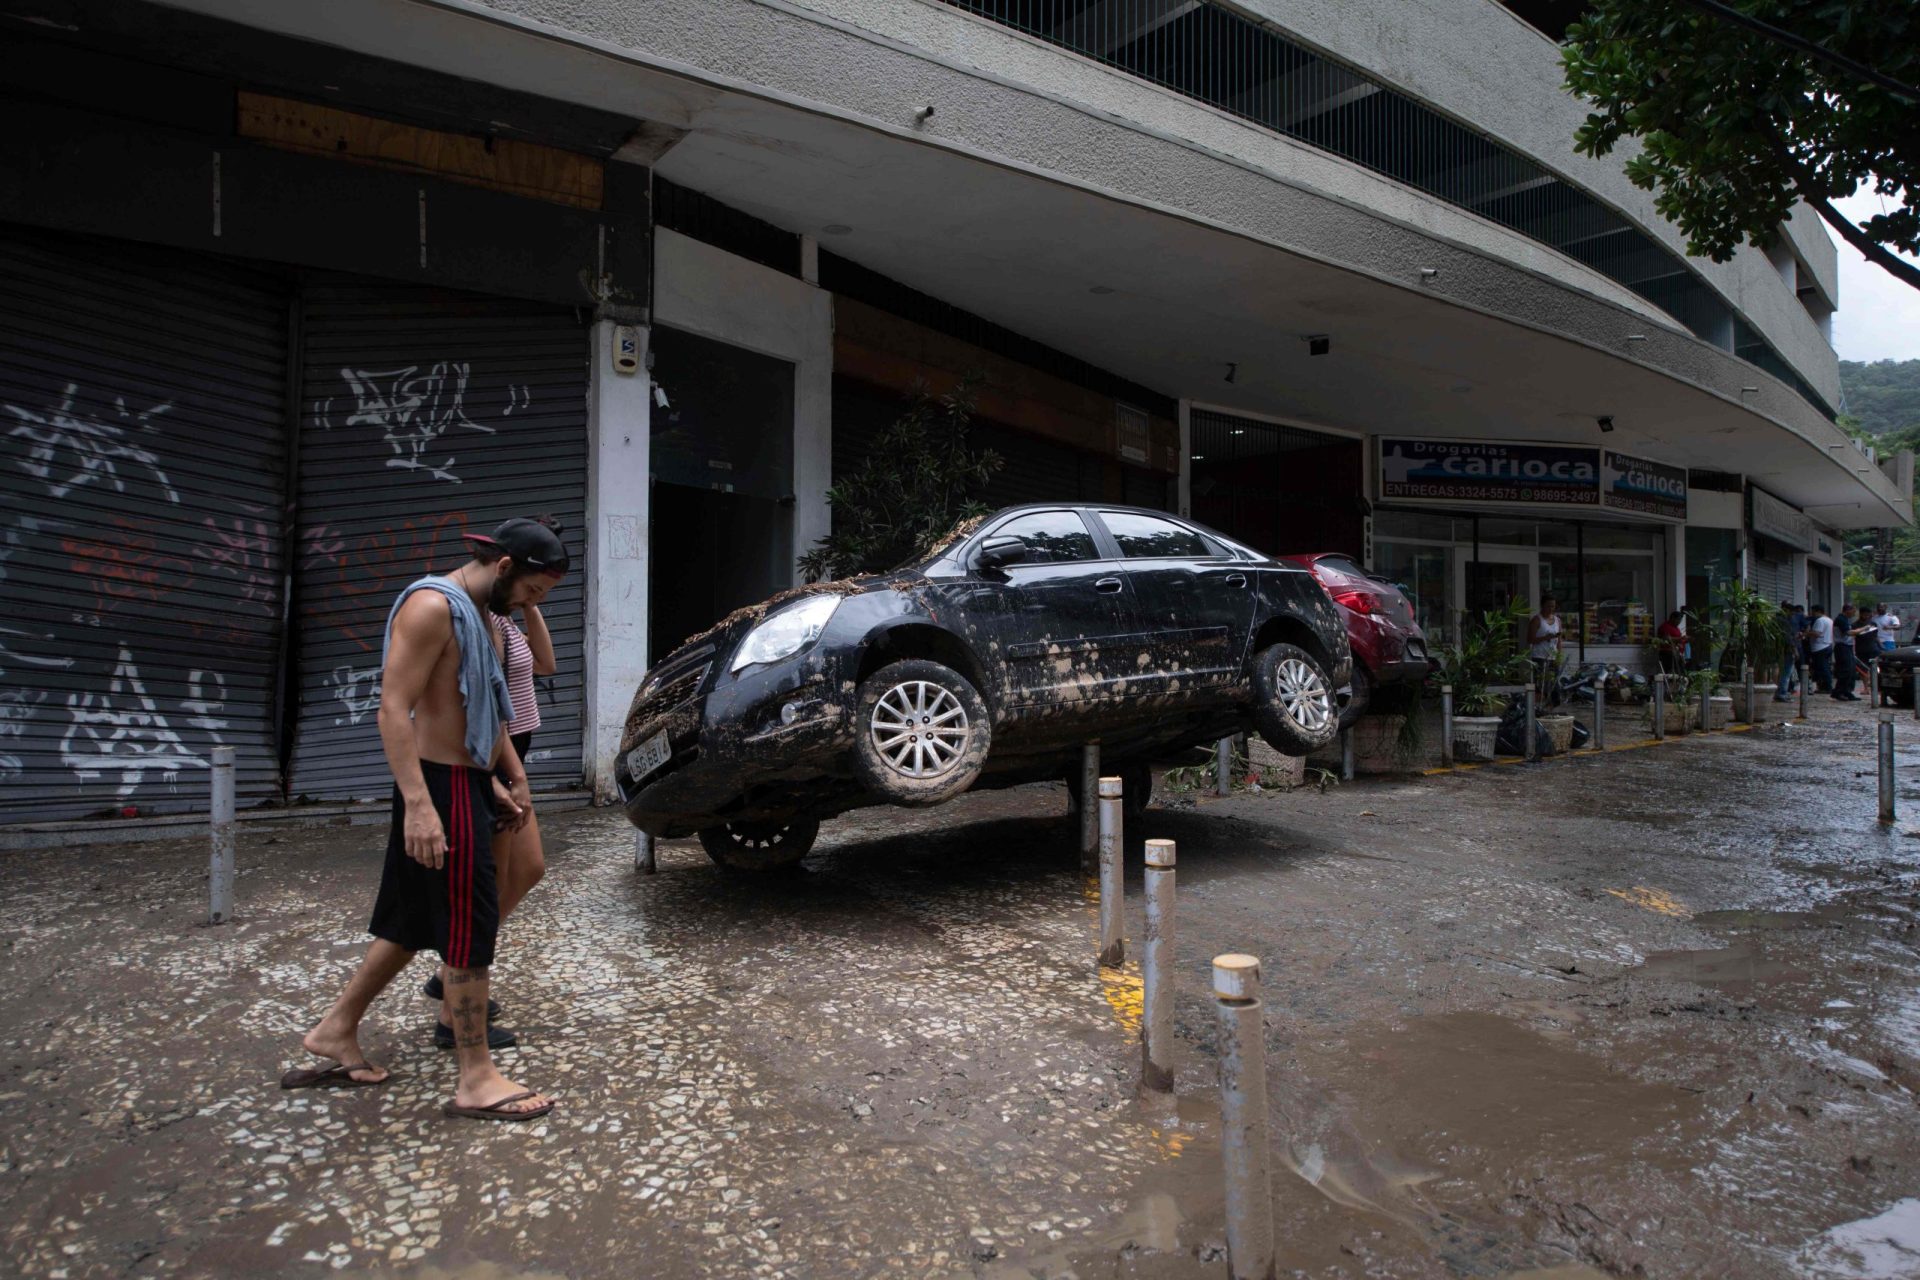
977 535 1029 571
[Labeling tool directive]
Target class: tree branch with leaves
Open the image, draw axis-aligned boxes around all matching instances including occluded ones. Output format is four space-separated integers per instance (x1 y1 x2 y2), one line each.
1561 0 1919 291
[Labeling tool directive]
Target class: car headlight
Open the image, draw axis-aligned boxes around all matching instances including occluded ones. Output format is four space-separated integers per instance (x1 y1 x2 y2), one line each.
729 595 841 672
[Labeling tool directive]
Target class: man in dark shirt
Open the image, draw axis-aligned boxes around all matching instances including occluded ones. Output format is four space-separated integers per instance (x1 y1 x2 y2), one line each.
1774 602 1805 702
1833 604 1864 702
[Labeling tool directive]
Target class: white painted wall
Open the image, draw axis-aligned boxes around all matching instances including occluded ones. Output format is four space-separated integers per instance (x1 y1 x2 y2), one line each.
653 228 834 583
584 319 653 802
1686 489 1744 530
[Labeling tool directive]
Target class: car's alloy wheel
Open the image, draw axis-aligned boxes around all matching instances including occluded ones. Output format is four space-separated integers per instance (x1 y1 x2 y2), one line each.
699 817 820 871
852 658 991 807
1275 655 1334 735
869 680 971 778
1250 642 1340 756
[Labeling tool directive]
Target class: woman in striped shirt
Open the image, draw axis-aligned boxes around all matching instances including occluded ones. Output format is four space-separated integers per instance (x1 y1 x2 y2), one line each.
493 598 556 918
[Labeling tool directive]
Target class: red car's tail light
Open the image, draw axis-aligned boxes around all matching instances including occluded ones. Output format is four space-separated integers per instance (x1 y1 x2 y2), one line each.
1331 588 1381 614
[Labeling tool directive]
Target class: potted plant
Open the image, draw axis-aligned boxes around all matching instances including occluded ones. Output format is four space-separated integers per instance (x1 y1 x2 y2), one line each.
1434 601 1528 762
1712 580 1785 724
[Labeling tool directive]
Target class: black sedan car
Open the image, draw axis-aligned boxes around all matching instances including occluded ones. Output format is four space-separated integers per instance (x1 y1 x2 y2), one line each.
618 504 1351 869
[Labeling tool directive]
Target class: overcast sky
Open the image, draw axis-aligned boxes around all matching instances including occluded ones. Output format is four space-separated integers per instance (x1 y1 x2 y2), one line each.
1829 189 1920 366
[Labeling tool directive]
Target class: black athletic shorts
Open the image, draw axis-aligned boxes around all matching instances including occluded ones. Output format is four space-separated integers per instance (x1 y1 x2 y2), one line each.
367 760 499 969
496 730 533 786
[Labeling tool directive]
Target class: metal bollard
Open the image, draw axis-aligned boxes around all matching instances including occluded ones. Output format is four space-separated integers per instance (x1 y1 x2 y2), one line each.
1592 687 1606 750
1339 725 1355 781
1698 682 1711 733
1871 659 1880 708
1081 742 1101 871
1440 683 1454 767
1880 712 1896 824
207 746 235 925
1214 954 1275 1280
1743 667 1755 726
1524 685 1537 761
1097 776 1125 968
1798 666 1808 721
1652 674 1666 741
1141 839 1177 1093
635 828 656 875
1215 737 1232 798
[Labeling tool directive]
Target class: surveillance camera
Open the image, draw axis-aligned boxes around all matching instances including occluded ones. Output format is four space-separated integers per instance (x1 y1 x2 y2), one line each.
1597 415 1614 433
653 382 670 409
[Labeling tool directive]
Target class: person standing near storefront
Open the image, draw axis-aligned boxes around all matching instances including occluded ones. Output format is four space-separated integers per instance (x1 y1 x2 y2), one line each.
1873 602 1904 654
1774 602 1806 702
1833 604 1865 702
1655 611 1689 677
1804 604 1835 694
1527 596 1564 692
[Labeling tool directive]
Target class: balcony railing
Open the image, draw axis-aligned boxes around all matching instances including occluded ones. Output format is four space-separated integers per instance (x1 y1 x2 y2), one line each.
935 0 1832 418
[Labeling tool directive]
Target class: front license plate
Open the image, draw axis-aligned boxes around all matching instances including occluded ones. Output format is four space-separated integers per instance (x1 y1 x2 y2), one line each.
627 731 671 784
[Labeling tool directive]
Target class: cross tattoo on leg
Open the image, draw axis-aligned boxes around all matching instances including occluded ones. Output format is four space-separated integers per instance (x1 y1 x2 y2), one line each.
451 993 487 1049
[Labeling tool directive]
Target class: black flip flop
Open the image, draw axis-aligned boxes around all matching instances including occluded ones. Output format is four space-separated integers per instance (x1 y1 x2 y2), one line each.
442 1089 553 1123
421 975 500 1020
279 1060 389 1090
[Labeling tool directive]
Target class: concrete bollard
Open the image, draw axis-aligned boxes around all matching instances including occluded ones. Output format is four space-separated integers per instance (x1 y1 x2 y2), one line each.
1652 674 1666 741
1524 685 1538 761
1591 686 1606 750
1141 838 1177 1093
1214 954 1275 1280
1081 742 1101 871
1098 776 1124 968
1880 712 1896 824
1215 737 1232 798
1339 725 1355 781
1798 666 1808 721
1440 684 1454 768
635 828 656 875
207 746 235 925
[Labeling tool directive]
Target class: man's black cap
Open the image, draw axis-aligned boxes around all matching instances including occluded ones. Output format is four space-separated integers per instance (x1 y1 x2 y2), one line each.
464 517 570 577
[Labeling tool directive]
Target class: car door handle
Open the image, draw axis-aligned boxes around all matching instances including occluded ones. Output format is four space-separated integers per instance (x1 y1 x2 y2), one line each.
1226 573 1248 588
1095 577 1123 594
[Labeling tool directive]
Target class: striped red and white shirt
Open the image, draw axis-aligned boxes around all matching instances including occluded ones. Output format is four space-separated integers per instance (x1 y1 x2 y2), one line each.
493 613 541 735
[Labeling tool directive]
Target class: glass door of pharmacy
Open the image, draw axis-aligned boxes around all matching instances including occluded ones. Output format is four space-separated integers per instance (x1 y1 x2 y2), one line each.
1460 547 1538 621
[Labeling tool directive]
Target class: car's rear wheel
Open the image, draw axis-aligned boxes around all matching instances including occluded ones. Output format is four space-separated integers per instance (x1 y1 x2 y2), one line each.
1338 661 1373 729
699 817 820 871
1250 642 1339 756
853 659 991 807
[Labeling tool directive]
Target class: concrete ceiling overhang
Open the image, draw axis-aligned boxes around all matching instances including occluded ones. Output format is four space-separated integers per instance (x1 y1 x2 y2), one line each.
150 0 1909 529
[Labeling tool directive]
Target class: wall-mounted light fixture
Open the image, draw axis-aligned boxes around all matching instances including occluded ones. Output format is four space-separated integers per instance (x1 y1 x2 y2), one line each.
1597 416 1615 433
1305 335 1330 356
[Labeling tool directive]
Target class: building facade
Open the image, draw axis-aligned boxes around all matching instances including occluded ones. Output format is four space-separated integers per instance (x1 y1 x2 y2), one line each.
0 0 1905 824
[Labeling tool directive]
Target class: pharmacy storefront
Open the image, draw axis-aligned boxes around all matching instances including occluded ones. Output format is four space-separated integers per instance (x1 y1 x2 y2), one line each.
1371 439 1684 667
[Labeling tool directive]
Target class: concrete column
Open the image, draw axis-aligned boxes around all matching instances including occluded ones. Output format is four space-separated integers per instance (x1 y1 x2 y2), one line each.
1177 400 1193 519
584 318 652 802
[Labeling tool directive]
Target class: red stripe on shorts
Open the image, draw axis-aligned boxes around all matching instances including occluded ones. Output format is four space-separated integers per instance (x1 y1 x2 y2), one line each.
450 765 468 967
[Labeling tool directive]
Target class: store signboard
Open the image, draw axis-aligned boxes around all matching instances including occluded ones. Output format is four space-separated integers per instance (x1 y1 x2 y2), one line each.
1750 485 1814 550
1378 438 1599 507
1601 451 1687 522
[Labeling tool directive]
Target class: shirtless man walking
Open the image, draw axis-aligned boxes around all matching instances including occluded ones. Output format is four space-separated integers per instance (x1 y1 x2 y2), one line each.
280 521 566 1122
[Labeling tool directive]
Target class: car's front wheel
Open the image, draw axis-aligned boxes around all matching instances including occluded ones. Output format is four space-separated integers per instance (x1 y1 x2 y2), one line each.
1250 642 1339 755
699 817 820 871
853 659 991 807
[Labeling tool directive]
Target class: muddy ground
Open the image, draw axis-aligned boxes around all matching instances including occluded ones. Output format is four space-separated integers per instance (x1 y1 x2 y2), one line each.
5 695 1920 1279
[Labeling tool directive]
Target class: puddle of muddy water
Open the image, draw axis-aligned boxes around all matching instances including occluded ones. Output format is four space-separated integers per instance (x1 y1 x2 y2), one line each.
1638 940 1808 990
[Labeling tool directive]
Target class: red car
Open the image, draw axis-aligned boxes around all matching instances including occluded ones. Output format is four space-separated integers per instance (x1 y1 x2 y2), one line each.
1284 552 1433 725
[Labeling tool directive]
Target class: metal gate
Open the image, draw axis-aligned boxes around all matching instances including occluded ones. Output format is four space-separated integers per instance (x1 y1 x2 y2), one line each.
1749 547 1793 607
287 283 590 800
0 227 290 820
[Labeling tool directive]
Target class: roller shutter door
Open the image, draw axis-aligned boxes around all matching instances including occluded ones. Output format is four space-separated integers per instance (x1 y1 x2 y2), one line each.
0 227 289 821
1749 546 1793 607
976 422 1087 507
288 283 589 800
